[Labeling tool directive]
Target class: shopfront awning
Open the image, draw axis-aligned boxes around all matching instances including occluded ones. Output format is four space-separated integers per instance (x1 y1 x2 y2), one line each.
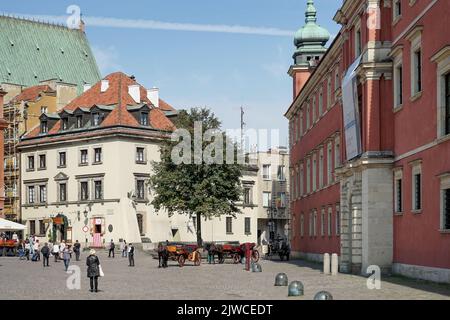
0 218 27 231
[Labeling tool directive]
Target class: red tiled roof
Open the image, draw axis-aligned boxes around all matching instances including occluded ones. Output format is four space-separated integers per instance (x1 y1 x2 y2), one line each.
10 85 55 103
23 72 176 139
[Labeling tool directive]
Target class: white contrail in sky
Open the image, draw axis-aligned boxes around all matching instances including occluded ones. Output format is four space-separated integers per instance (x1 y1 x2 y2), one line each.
5 13 295 37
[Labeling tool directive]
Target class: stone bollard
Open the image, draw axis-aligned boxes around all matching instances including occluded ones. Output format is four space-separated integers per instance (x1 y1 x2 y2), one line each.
323 253 330 275
331 253 338 276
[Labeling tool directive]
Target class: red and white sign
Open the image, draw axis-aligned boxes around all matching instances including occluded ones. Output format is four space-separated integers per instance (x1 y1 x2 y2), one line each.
82 226 89 233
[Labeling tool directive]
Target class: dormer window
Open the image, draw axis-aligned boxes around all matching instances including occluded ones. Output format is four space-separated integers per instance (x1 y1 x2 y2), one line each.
76 115 83 129
62 118 69 131
92 113 101 126
140 112 149 126
41 121 48 133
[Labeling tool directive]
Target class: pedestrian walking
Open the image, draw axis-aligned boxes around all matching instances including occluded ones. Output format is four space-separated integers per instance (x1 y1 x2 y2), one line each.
24 240 31 261
128 243 135 267
52 242 60 262
86 249 101 293
157 242 164 268
33 240 40 261
108 239 115 258
63 245 73 271
120 240 127 258
73 240 81 261
41 243 50 267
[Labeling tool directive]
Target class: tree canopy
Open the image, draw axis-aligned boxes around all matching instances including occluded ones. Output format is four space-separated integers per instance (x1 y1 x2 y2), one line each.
149 108 243 246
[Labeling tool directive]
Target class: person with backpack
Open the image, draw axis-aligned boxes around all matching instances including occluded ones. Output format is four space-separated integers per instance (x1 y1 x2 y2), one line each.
108 239 115 258
73 240 81 261
41 243 50 267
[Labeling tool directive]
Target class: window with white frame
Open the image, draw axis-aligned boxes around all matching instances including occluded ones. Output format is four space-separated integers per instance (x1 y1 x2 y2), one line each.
94 147 102 164
408 28 423 97
334 137 341 168
393 52 404 107
262 164 271 180
27 155 35 171
319 148 324 188
411 161 422 212
327 206 332 236
394 169 403 213
393 0 402 20
58 182 67 202
80 181 89 201
321 207 325 236
38 154 46 170
327 142 333 184
277 165 286 181
80 149 88 165
295 167 299 199
136 179 146 200
136 147 146 164
327 77 332 109
39 185 47 204
306 158 311 194
300 164 304 196
335 69 340 90
28 186 35 204
278 192 286 208
300 213 304 237
446 73 450 135
313 210 317 237
58 151 66 168
431 47 450 138
306 104 310 129
300 110 304 136
94 180 103 200
263 192 271 208
309 211 313 237
440 173 450 230
336 204 340 235
312 153 317 191
295 113 299 142
312 96 317 123
319 89 323 116
355 23 362 57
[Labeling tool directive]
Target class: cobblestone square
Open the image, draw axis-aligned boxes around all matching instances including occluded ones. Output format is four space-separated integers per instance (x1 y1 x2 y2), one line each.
1 250 449 300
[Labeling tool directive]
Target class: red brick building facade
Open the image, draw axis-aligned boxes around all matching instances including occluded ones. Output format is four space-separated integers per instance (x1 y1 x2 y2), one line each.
286 0 450 282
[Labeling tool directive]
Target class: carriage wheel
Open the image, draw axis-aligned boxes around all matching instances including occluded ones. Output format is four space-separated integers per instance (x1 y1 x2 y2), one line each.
194 252 201 266
178 255 186 267
252 250 260 263
233 253 241 264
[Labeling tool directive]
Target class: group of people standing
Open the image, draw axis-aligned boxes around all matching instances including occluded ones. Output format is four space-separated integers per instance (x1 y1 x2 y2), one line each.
108 240 135 267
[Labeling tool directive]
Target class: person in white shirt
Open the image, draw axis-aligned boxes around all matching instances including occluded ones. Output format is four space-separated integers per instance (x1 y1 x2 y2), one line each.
52 243 60 262
33 240 40 261
12 232 18 242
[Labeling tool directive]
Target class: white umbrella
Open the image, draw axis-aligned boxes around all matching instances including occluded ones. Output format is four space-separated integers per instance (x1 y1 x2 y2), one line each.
0 218 27 232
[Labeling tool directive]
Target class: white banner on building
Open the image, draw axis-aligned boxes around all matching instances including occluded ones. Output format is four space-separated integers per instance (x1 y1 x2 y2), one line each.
342 55 362 160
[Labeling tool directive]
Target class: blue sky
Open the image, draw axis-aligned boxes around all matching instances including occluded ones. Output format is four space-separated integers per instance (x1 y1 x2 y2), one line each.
2 0 342 147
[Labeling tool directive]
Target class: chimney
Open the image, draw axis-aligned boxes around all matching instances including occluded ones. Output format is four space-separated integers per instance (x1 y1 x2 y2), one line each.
147 87 159 109
128 85 141 103
83 83 92 92
101 80 109 93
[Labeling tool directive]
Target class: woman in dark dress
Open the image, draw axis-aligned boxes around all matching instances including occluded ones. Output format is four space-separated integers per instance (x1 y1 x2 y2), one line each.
86 249 101 292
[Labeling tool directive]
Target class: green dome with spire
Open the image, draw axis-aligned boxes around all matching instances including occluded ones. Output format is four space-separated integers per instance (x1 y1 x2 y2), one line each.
294 0 330 47
292 0 330 66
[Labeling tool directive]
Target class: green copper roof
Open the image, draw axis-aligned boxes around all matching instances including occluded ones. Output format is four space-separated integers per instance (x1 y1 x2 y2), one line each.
0 15 101 93
294 0 330 50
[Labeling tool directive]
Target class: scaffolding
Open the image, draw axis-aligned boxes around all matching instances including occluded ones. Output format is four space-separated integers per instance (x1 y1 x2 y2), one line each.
3 100 22 222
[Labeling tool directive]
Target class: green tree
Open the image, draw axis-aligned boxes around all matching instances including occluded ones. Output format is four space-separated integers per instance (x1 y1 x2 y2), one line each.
149 108 243 246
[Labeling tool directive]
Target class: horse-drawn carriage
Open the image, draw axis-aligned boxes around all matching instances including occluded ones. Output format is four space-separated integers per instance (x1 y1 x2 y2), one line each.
166 242 202 267
212 241 260 264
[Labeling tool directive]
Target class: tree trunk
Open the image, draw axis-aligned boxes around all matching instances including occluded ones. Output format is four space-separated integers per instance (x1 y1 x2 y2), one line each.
196 214 203 247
